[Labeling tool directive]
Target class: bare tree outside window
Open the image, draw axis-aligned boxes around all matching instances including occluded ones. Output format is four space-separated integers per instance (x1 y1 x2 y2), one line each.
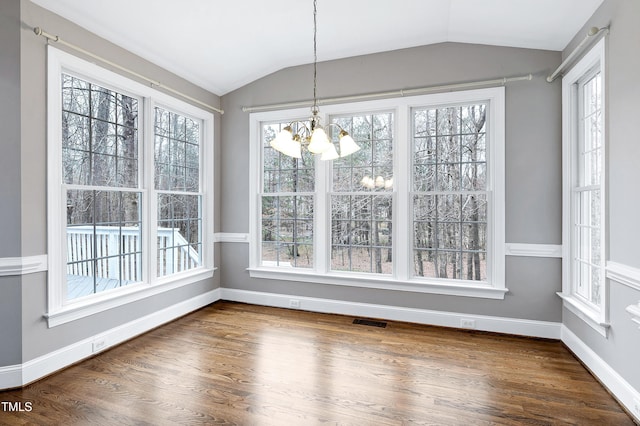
574 71 602 306
155 107 203 276
63 74 142 299
63 75 204 299
261 122 315 268
330 112 393 274
412 104 488 281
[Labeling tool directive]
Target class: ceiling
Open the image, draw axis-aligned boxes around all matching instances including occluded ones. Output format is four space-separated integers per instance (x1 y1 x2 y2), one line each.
30 0 604 96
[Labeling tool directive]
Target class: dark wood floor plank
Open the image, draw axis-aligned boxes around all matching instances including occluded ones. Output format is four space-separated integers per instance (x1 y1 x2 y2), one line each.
0 301 635 425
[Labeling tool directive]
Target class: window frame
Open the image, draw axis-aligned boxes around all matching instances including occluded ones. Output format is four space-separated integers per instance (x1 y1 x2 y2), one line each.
249 88 506 299
560 37 609 336
46 47 215 327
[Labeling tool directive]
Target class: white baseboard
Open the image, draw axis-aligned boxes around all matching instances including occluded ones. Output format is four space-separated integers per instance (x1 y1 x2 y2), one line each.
220 288 561 339
0 364 22 390
561 325 640 423
0 288 220 390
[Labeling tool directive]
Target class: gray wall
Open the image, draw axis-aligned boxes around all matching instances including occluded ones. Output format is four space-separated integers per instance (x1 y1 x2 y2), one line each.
0 0 222 369
1 0 22 258
562 0 640 393
0 0 24 367
220 43 564 321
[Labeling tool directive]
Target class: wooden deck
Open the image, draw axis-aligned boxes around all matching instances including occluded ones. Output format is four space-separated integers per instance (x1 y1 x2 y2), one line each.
67 274 134 299
0 301 634 425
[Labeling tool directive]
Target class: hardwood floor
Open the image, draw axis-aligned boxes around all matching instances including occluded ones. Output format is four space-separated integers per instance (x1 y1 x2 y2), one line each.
0 301 635 425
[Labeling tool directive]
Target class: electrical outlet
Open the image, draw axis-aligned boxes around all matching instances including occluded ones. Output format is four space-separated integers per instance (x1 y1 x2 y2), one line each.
460 318 476 329
289 299 301 309
92 338 107 353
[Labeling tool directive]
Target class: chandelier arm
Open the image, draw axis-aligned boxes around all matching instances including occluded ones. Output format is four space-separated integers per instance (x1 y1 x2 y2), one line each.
325 122 347 132
287 120 313 138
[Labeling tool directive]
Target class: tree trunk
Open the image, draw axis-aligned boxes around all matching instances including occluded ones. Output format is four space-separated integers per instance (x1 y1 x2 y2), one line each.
373 220 382 273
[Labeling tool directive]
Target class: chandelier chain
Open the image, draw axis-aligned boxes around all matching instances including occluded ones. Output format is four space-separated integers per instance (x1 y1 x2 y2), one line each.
267 0 360 160
312 0 318 115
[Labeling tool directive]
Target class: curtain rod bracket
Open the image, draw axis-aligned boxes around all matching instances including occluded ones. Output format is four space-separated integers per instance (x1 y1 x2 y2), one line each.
546 26 609 83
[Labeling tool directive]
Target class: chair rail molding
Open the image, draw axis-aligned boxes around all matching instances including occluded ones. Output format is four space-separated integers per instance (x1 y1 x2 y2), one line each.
214 233 249 243
0 255 48 277
606 261 640 291
504 243 562 258
626 303 640 329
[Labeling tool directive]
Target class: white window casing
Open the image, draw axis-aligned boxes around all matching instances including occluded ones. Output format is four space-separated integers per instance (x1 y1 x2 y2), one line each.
46 46 215 327
559 37 609 337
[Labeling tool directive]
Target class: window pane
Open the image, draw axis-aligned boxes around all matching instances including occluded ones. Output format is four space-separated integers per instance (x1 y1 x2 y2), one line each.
261 195 314 268
411 100 488 285
62 74 139 188
331 112 393 273
157 194 202 276
572 69 603 307
332 113 393 192
154 107 200 192
66 190 142 300
62 75 90 116
262 121 314 193
330 194 392 274
261 121 315 269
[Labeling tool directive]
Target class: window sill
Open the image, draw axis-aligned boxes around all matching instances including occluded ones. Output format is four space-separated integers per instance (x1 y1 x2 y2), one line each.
247 267 507 300
557 292 609 337
45 268 216 328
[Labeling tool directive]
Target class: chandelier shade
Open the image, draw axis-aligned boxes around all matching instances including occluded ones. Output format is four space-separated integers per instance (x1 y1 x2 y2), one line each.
307 125 331 153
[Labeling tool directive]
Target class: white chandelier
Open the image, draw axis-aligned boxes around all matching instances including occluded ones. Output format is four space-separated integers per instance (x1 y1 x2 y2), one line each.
270 0 361 160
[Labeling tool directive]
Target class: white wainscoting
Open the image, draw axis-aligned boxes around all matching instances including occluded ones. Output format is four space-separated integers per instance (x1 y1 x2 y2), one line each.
0 255 48 277
0 289 220 390
220 288 561 339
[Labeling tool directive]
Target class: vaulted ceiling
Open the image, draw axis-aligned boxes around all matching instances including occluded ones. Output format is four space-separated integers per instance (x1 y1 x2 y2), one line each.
30 0 604 95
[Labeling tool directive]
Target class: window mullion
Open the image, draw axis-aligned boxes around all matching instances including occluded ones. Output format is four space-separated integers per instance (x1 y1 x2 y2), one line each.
316 150 329 273
395 105 410 281
144 99 156 283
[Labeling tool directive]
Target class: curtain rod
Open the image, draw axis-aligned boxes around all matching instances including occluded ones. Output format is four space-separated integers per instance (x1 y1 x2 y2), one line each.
546 26 609 83
241 74 533 113
33 27 224 115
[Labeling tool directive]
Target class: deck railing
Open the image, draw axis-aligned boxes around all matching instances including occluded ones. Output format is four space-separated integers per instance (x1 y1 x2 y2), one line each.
66 226 199 281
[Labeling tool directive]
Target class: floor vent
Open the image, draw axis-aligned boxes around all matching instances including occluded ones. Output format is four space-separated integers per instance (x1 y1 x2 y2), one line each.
353 318 387 328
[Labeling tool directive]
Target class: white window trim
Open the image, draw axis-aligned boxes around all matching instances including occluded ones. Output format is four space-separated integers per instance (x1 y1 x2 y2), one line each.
559 37 609 337
248 88 506 299
46 46 215 327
